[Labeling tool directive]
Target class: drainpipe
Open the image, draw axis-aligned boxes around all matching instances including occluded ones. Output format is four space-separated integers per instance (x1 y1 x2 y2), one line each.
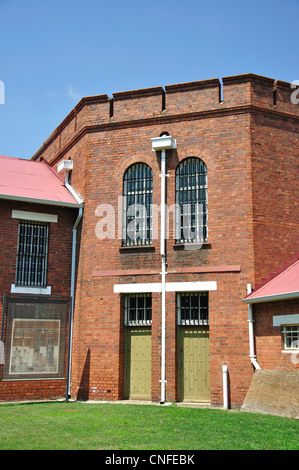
222 365 228 409
247 284 261 370
151 135 176 404
66 206 83 400
57 161 84 401
160 148 167 404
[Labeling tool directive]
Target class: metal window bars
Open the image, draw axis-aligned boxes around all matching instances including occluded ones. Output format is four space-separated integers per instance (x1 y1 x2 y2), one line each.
177 292 209 326
175 157 208 244
15 221 49 287
123 163 153 246
124 293 152 326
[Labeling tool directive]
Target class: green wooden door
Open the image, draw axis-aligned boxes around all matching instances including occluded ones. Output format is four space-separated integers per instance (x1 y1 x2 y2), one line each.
124 327 152 400
177 326 210 402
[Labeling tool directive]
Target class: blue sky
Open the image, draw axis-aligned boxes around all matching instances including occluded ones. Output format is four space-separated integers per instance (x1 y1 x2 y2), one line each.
0 0 298 159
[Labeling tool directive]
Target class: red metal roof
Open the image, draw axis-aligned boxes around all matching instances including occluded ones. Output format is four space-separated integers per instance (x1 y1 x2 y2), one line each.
0 155 81 207
244 258 299 303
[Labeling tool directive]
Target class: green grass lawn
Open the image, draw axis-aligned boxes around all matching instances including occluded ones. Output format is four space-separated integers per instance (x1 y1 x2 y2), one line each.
0 401 298 450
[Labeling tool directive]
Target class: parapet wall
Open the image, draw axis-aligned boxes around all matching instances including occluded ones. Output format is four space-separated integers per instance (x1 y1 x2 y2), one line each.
31 73 299 164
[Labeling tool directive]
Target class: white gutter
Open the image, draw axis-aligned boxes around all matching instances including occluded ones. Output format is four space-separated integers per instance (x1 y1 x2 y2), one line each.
243 291 299 304
246 284 261 370
0 193 83 208
151 135 176 404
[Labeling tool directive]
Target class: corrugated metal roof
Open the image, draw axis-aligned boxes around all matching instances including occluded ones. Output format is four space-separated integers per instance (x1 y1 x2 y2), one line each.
0 155 81 207
244 258 299 303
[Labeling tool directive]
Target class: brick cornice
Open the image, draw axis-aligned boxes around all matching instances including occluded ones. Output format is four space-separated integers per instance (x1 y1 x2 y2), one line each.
31 104 299 166
92 265 241 277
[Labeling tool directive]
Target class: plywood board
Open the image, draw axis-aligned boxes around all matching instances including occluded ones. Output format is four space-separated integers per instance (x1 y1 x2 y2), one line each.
241 369 299 419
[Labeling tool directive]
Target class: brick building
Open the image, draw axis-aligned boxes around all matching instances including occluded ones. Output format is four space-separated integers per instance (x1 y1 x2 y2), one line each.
1 73 298 407
0 156 82 401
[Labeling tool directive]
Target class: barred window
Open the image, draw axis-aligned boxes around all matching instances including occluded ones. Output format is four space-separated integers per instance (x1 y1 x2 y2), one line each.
15 221 49 287
124 293 152 326
177 292 209 325
176 157 207 244
282 325 299 349
123 163 153 246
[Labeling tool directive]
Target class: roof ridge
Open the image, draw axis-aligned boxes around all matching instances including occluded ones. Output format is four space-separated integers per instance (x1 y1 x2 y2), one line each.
40 158 65 183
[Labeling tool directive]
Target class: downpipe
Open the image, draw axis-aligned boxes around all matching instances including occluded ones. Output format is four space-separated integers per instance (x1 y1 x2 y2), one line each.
151 135 176 405
222 365 228 409
247 284 261 370
160 149 167 404
66 206 83 400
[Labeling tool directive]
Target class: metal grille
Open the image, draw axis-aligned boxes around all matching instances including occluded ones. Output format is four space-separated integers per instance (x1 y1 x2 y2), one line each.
125 293 152 326
123 163 153 246
176 157 208 244
15 221 49 287
177 292 209 325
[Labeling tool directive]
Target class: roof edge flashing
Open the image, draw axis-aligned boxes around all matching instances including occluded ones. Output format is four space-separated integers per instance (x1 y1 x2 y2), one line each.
242 291 299 304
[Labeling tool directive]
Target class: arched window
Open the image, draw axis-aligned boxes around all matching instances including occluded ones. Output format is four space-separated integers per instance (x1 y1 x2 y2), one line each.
175 157 207 244
123 163 153 246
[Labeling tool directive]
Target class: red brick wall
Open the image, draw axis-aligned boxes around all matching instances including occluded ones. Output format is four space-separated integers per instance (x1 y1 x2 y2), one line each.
69 106 255 406
254 299 299 369
0 200 76 401
29 74 299 407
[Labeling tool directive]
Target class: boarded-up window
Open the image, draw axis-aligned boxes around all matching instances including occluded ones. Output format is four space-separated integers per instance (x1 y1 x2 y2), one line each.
1 298 68 380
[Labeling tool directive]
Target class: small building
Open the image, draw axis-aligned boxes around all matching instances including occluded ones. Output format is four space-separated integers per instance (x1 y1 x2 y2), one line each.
0 156 82 401
243 258 299 370
242 259 299 417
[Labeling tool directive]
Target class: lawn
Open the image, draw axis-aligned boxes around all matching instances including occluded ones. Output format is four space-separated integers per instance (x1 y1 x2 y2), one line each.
0 401 298 450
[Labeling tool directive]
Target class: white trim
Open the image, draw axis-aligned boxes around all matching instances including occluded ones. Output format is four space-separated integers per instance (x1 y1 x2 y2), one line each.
65 182 84 204
114 283 161 293
10 284 52 295
167 281 217 292
114 281 217 294
12 210 58 223
243 291 299 304
273 314 299 327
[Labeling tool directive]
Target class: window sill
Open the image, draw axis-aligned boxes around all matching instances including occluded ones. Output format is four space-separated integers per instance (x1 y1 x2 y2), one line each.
173 242 211 251
119 245 155 253
10 284 52 295
281 350 299 354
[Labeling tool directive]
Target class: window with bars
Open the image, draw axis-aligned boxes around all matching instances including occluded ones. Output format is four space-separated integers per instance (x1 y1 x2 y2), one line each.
177 292 209 325
15 221 49 287
175 157 208 244
282 325 299 349
123 163 153 246
124 293 152 326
